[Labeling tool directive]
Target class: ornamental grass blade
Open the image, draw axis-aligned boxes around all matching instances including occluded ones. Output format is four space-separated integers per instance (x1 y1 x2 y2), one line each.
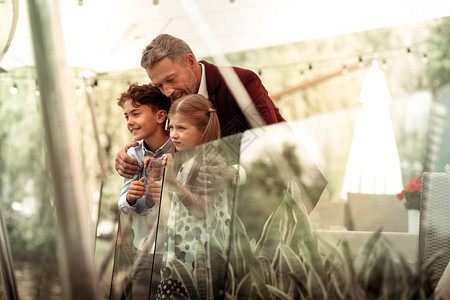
258 256 276 286
283 191 311 248
317 234 345 265
283 191 326 281
236 273 252 299
328 269 346 300
255 212 274 254
194 240 208 300
354 228 382 279
265 284 292 300
303 231 326 282
226 261 236 297
237 232 273 300
171 259 200 300
286 277 300 299
257 199 286 259
277 246 289 293
279 244 308 286
306 268 327 300
173 293 190 300
397 253 414 284
382 249 398 300
363 246 387 299
209 234 228 299
341 240 355 276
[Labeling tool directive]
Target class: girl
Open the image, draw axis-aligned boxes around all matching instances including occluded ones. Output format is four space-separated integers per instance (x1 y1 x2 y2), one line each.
156 94 233 299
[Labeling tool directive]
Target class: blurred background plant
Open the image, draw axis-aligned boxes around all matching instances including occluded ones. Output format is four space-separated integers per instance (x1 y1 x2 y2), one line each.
168 188 436 300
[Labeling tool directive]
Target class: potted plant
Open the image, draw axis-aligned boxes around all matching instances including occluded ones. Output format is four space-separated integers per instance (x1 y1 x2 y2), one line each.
396 177 422 233
396 177 422 210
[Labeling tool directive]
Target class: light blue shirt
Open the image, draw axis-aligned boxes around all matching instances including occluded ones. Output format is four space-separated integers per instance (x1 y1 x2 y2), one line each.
118 138 172 215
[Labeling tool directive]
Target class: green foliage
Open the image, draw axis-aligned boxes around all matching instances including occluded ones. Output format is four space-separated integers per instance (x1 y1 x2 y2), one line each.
169 187 436 300
426 17 450 89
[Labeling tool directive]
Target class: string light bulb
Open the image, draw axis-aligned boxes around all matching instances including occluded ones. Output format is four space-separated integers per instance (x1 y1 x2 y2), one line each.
422 53 428 63
10 82 18 95
35 79 40 96
342 65 348 75
75 86 82 96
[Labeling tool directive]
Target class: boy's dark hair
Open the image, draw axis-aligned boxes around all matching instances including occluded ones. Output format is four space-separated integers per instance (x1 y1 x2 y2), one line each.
117 82 171 114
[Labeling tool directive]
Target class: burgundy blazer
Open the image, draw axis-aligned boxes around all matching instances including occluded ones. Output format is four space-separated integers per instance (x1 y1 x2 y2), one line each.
201 60 285 137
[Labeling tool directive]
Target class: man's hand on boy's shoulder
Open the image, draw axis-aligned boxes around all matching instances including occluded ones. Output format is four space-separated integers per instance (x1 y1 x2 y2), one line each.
115 141 140 178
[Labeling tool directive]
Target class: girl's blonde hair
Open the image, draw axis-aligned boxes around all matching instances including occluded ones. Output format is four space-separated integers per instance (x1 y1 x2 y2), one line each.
169 94 221 144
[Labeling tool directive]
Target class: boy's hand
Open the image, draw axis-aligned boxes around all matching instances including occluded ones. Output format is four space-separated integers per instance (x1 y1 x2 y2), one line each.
126 177 146 205
146 178 162 205
115 141 140 178
144 157 164 181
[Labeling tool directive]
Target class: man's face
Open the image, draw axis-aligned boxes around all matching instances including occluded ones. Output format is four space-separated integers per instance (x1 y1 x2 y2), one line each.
147 55 198 101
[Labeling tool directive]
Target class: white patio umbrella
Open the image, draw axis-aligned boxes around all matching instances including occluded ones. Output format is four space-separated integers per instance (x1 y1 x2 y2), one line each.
341 60 403 199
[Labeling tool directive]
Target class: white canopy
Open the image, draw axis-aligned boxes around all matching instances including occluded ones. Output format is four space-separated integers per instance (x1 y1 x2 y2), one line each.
2 0 450 73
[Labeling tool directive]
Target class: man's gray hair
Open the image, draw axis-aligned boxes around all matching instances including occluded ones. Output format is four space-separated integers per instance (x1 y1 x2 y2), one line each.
141 34 196 68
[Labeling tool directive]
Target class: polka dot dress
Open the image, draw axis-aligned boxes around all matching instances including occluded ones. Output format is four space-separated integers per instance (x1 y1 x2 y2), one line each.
156 157 231 298
155 278 188 299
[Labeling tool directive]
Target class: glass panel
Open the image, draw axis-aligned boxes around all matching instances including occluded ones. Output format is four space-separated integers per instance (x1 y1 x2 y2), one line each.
111 134 241 299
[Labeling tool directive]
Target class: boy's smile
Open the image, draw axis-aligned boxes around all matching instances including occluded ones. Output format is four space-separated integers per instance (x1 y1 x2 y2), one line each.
123 99 164 144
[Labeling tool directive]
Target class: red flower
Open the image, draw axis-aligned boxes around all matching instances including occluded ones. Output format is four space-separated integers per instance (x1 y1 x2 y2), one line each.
396 190 405 200
396 177 422 209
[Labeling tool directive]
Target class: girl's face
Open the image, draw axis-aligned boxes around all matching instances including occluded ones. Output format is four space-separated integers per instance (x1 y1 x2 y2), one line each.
169 113 203 151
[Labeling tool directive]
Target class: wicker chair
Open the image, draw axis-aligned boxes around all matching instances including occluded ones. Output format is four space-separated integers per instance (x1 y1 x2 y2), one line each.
419 170 450 289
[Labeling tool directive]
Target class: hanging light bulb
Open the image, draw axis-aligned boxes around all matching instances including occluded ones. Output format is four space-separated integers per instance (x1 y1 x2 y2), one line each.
422 53 428 63
35 79 40 96
75 86 82 96
10 82 18 95
358 55 364 66
342 65 348 75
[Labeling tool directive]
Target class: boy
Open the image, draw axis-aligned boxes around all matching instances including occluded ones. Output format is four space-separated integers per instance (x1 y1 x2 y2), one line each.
117 82 171 298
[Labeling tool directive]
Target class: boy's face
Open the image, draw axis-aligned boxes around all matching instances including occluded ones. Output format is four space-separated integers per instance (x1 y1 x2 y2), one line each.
123 99 166 142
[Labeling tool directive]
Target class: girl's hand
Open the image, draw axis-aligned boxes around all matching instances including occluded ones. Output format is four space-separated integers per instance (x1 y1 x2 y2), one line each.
161 154 172 167
161 154 177 183
126 177 146 205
